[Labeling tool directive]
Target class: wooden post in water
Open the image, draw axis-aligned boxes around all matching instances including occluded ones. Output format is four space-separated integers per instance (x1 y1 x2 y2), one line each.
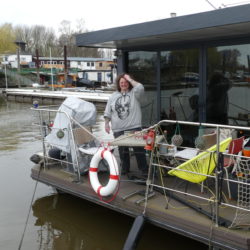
35 49 40 84
17 47 21 87
64 45 68 87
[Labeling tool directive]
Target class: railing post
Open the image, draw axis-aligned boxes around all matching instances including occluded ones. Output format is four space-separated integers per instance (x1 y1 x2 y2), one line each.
215 126 220 227
68 118 81 182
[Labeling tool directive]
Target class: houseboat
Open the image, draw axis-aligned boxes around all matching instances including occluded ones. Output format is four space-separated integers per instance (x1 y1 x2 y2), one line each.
30 96 250 249
30 5 250 249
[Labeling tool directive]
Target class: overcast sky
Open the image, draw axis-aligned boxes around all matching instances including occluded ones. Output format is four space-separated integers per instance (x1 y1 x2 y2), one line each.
1 0 250 32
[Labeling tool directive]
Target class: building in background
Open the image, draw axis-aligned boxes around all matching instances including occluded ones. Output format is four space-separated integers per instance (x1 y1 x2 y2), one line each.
37 57 116 86
0 45 116 87
0 40 33 68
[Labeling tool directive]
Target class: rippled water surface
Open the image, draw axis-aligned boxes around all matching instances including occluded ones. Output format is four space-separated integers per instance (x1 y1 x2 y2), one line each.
0 96 206 250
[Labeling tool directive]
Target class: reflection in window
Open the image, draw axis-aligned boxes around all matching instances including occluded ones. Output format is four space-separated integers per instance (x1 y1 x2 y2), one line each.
160 49 199 122
128 51 157 126
207 44 250 126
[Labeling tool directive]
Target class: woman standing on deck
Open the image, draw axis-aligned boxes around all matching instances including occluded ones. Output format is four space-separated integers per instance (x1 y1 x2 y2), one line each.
104 73 148 176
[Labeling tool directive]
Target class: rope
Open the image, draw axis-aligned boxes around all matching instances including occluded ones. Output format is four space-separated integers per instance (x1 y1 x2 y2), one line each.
229 102 250 113
142 136 157 215
18 164 42 250
156 147 171 208
208 198 216 250
142 125 162 214
145 124 226 212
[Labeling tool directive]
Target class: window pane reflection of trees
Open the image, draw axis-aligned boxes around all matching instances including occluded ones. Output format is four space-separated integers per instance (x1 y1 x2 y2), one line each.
128 51 157 126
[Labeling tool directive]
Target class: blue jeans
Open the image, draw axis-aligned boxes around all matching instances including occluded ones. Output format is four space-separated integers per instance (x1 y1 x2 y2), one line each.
113 128 148 173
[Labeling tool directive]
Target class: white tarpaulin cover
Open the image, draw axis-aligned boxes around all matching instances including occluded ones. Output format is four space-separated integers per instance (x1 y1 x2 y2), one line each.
46 97 96 153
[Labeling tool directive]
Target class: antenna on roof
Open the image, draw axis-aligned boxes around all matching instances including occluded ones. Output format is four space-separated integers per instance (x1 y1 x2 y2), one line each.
221 1 250 7
205 0 217 9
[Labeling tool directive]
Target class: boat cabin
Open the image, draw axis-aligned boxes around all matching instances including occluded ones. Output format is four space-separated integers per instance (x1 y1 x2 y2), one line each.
76 4 250 135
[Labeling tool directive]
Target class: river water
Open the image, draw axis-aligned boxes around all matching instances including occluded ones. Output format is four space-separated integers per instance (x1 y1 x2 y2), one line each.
0 95 206 250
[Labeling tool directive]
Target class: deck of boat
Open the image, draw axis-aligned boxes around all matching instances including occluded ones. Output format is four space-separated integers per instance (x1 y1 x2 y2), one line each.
31 151 250 250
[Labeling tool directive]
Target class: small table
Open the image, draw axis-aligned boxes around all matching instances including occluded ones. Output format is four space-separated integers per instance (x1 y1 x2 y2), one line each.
109 134 164 147
109 134 145 147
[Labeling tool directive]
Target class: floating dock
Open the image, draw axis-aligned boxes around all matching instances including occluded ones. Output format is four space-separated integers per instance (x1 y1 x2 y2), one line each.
2 88 111 109
31 152 250 250
28 103 250 250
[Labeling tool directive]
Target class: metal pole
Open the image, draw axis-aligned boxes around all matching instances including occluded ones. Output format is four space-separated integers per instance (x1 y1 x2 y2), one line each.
49 48 54 91
156 51 161 121
215 126 221 227
205 0 217 10
4 64 8 89
17 48 21 87
36 49 40 83
64 45 67 87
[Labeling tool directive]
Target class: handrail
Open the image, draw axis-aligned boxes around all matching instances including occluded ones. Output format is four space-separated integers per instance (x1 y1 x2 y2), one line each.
143 119 250 228
31 106 83 181
31 108 250 228
156 119 250 131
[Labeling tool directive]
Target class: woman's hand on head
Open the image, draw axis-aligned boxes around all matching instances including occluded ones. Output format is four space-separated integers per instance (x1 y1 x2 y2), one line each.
124 74 132 83
123 74 139 87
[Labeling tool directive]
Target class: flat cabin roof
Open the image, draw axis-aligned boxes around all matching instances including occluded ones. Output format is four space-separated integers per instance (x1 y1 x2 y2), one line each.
75 4 250 50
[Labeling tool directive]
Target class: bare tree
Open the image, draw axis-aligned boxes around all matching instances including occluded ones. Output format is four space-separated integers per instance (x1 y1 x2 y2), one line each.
14 25 32 52
12 19 101 58
14 24 58 56
42 28 58 56
99 48 114 59
58 19 100 57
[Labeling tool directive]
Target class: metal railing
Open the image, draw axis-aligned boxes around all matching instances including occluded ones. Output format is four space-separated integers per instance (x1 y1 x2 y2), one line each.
31 106 250 229
31 105 98 182
143 119 250 228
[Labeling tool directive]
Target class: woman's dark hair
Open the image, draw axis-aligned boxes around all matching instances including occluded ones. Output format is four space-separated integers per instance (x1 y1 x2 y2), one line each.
115 73 133 92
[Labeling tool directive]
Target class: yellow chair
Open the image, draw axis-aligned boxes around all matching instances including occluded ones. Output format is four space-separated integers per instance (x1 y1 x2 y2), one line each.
168 138 232 183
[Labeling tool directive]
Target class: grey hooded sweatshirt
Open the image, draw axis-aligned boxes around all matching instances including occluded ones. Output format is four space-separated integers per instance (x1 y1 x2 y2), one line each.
104 83 144 133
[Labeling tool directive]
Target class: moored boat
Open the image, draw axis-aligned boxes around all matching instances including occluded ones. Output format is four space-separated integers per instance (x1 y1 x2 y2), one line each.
30 97 250 249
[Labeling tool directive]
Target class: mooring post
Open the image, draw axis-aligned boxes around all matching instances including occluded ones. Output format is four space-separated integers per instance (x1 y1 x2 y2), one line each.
123 215 145 250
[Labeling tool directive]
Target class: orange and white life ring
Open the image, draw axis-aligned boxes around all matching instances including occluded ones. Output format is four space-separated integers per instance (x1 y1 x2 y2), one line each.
89 148 119 197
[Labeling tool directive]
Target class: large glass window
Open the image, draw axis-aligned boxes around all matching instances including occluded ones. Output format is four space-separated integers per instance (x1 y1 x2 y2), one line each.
207 44 250 126
160 49 199 122
128 51 157 126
